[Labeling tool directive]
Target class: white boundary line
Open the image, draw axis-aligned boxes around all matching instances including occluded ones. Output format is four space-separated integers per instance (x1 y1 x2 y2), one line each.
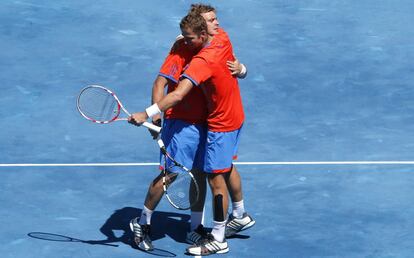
1 161 414 167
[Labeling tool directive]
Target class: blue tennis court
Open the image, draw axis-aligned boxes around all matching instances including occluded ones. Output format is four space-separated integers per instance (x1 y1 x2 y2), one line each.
2 0 414 257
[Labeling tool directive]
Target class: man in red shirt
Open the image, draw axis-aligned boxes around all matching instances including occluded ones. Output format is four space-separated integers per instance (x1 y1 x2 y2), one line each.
130 12 252 256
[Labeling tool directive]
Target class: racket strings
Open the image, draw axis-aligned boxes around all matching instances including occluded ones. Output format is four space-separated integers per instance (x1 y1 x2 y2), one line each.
165 165 198 209
78 87 119 122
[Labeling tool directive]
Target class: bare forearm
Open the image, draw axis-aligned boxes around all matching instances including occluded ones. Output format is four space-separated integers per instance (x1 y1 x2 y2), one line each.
157 90 184 112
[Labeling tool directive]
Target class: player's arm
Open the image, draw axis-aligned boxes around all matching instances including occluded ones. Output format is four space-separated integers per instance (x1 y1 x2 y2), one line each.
158 78 193 110
129 78 193 125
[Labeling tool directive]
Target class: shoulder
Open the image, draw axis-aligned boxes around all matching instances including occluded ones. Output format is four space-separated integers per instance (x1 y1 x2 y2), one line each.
169 38 193 55
193 45 218 64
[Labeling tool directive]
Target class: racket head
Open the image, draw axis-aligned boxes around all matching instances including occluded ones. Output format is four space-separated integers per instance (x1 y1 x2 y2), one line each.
77 85 122 124
162 158 200 210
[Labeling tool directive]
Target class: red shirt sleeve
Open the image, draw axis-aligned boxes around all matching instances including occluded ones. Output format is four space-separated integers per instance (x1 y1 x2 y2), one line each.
181 56 212 86
159 54 183 83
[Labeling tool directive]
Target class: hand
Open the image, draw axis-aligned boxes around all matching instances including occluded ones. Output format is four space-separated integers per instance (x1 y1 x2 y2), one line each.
149 116 162 139
128 112 148 126
227 57 242 76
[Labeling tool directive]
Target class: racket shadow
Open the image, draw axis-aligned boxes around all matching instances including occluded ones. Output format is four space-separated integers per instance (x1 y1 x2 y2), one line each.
27 232 119 247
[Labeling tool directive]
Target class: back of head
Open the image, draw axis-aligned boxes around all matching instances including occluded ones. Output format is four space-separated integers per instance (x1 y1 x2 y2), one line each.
188 3 216 16
180 13 208 35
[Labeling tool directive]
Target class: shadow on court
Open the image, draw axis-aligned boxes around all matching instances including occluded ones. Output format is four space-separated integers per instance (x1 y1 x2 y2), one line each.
27 207 191 257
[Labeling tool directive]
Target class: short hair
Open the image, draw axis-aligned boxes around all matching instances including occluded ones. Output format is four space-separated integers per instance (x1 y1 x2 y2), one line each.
188 3 216 16
180 13 207 35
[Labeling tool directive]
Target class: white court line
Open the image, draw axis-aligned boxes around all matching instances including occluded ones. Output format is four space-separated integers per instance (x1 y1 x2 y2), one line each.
2 161 414 167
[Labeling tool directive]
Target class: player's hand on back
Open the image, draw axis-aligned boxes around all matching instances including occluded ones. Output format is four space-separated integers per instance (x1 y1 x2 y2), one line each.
227 57 242 76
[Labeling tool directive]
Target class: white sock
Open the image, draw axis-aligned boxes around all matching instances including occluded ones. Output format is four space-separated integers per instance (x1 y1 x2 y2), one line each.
190 211 204 231
139 205 154 225
232 200 245 219
211 220 226 242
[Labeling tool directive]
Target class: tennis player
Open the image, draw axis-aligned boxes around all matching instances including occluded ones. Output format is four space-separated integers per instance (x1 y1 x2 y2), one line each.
130 12 252 256
128 4 253 252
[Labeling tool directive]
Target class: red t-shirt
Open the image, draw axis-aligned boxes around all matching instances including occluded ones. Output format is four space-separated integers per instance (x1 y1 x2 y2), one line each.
158 39 207 124
181 31 245 132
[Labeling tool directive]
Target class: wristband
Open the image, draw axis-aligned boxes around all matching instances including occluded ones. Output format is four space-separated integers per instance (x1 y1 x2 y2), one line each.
238 64 247 78
145 103 161 118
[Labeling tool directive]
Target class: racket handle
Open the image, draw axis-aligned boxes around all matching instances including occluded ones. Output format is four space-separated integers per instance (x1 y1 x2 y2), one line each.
157 139 167 154
142 121 161 133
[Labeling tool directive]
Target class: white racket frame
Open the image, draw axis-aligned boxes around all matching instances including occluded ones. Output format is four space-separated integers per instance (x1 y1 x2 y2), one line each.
77 85 161 133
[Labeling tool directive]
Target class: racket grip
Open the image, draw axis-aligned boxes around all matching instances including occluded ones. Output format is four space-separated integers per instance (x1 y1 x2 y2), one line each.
142 121 161 133
157 139 167 154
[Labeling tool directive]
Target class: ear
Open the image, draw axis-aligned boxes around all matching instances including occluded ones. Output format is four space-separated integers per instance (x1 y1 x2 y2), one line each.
200 30 208 40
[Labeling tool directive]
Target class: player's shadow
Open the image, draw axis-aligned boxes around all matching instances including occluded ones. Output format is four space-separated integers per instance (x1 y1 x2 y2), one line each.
99 206 191 245
27 207 190 257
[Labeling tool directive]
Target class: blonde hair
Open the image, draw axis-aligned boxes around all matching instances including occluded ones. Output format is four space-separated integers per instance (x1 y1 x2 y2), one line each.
188 3 216 16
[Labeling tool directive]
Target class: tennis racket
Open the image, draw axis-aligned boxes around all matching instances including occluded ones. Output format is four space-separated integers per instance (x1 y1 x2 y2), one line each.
76 84 160 133
77 84 199 210
157 139 200 210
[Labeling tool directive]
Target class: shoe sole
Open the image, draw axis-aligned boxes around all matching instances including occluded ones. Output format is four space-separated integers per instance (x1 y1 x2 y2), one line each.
188 247 229 255
225 220 256 237
216 247 229 254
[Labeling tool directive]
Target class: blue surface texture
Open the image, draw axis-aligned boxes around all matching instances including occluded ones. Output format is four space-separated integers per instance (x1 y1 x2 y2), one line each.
1 0 414 257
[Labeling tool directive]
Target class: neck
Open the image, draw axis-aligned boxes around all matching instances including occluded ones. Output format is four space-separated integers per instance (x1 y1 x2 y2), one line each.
203 35 213 47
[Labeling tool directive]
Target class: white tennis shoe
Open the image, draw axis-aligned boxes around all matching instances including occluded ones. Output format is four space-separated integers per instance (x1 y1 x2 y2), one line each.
129 217 153 251
186 233 229 256
225 212 256 237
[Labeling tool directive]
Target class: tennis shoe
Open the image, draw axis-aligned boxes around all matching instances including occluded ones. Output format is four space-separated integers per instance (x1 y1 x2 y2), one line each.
186 233 229 256
225 212 256 237
129 217 153 251
186 224 209 244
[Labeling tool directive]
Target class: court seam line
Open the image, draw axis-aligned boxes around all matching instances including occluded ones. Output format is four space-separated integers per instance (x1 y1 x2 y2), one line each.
2 161 414 167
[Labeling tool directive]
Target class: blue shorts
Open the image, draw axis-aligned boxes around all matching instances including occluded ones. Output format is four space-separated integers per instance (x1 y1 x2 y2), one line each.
160 119 206 171
204 126 243 174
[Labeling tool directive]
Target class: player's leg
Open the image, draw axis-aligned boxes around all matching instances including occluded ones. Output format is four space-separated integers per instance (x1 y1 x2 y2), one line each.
186 125 208 244
225 165 255 237
187 172 230 256
226 165 242 202
129 168 163 251
190 168 207 213
130 119 184 250
208 173 229 243
224 127 255 237
186 168 208 244
187 129 237 255
226 128 244 203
